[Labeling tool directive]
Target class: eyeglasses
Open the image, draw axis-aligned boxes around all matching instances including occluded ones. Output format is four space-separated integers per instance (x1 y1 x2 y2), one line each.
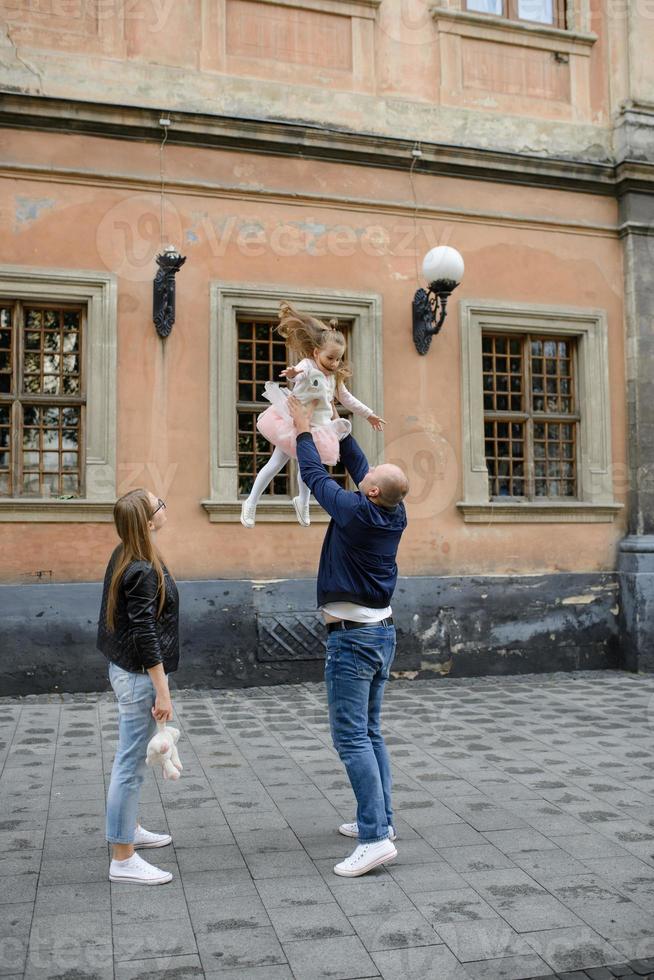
152 498 166 516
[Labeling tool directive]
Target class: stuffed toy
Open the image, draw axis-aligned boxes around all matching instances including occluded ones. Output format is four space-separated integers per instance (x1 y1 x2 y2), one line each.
146 721 183 780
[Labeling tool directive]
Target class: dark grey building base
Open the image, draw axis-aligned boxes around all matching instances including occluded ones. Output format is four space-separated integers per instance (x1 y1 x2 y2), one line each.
618 535 654 674
0 571 625 697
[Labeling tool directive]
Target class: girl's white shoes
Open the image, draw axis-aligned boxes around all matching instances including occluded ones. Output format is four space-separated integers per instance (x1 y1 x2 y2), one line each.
334 838 397 877
292 496 311 526
240 500 256 528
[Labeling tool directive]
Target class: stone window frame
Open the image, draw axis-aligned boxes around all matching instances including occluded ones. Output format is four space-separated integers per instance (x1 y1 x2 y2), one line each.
431 0 597 123
0 266 117 523
432 0 594 37
203 282 383 523
458 300 622 523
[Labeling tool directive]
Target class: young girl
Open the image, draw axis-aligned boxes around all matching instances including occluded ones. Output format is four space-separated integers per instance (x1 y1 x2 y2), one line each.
241 302 385 528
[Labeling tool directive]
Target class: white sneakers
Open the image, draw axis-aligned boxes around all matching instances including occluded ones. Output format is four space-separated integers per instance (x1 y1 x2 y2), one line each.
292 496 311 527
133 824 172 849
109 852 172 885
240 499 256 528
242 496 308 528
339 822 397 842
334 838 397 877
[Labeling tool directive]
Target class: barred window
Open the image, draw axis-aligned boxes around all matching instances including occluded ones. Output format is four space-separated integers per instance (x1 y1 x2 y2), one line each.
236 316 352 498
466 0 565 27
482 333 578 499
0 302 84 498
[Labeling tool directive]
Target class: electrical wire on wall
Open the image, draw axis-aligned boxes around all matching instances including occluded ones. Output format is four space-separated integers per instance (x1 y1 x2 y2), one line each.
158 113 171 247
409 141 423 288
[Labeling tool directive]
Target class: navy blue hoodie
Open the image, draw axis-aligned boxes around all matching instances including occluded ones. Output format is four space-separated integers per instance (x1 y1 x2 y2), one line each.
296 431 407 609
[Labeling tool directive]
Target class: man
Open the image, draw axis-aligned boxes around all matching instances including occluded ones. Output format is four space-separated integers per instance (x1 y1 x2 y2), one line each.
288 396 409 877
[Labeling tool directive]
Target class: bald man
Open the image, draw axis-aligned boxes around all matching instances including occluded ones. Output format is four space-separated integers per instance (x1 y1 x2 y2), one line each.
288 395 409 878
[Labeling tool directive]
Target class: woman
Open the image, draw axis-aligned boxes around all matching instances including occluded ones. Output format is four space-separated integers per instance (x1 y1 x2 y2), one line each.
97 488 179 885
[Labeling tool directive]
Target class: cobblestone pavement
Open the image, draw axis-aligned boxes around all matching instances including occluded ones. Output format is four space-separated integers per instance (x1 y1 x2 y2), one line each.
2 669 654 980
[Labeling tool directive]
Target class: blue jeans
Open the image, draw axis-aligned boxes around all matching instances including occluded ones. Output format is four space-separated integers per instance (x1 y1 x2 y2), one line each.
325 624 396 844
105 661 157 845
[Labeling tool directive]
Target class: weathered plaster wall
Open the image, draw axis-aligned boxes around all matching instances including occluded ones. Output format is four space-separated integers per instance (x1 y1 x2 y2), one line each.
0 127 627 584
0 572 621 696
0 0 616 160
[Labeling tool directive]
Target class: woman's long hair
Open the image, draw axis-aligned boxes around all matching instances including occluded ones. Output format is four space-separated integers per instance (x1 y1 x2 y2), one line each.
277 301 352 388
106 488 166 631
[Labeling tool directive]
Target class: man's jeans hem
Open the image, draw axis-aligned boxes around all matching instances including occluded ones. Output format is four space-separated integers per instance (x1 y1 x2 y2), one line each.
106 835 136 845
359 832 392 844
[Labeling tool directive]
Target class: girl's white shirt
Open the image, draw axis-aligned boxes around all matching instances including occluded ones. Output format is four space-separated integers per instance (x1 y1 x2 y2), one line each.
290 358 373 425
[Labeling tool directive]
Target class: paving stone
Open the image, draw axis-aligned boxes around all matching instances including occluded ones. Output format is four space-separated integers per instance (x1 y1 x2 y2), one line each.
415 887 502 925
113 953 204 979
268 902 354 942
463 952 553 979
282 935 377 980
112 915 198 961
386 861 468 894
435 919 533 962
436 843 518 873
370 943 472 979
521 926 623 973
23 944 114 979
204 969 295 980
244 848 318 879
196 925 286 973
348 910 441 951
187 894 270 934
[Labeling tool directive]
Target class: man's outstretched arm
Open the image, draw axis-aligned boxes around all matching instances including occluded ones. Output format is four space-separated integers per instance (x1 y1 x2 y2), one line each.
289 397 360 525
295 433 359 525
338 433 369 488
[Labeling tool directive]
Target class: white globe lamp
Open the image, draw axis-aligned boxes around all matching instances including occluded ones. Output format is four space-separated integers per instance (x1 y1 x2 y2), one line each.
413 246 464 355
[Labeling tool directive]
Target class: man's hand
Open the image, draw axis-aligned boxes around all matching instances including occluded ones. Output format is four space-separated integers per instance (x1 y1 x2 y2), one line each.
287 395 313 434
367 413 386 431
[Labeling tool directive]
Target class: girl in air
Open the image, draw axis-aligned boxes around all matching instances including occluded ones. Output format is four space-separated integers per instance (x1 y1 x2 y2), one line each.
241 302 385 528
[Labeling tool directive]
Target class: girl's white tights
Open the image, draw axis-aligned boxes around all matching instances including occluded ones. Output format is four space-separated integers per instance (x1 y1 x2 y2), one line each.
246 446 311 510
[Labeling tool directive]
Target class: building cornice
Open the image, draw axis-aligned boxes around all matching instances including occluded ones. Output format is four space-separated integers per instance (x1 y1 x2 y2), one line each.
0 92 651 198
0 92 615 195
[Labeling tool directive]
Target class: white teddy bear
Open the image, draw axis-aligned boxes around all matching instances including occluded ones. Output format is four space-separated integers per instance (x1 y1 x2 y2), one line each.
146 721 183 781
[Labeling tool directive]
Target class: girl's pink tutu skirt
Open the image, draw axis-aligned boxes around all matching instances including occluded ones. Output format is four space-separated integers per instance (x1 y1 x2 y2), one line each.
256 384 351 466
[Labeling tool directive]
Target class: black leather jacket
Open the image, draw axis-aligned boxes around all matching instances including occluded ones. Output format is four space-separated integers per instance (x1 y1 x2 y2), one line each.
97 546 179 674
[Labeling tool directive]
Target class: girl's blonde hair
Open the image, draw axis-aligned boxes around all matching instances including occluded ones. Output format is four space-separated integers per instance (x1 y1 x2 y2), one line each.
106 488 166 632
277 301 352 387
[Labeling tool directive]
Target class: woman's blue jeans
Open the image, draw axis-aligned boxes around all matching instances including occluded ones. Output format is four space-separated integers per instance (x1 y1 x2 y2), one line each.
105 661 157 845
325 624 396 844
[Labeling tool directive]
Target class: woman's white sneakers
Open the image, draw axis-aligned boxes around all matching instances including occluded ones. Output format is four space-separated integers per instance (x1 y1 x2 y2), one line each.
334 838 397 877
339 822 397 842
133 825 172 849
292 496 311 526
109 853 172 885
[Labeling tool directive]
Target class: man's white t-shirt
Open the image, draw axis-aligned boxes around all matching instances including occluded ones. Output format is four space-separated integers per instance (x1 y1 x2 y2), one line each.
321 601 392 623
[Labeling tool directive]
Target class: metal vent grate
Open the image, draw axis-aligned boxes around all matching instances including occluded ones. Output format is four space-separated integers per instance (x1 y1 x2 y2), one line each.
256 612 327 662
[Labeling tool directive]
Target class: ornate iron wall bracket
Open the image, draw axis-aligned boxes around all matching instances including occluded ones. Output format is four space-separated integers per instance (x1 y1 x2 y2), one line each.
412 279 459 355
153 247 186 339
